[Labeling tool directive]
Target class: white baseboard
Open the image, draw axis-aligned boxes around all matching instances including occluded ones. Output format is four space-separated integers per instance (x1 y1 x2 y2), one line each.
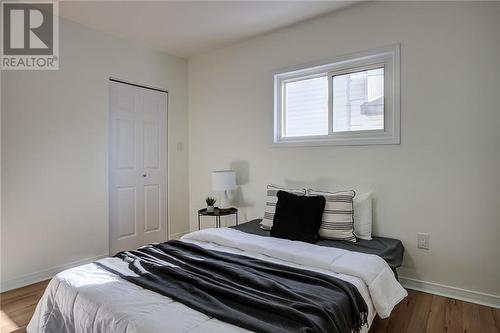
400 276 500 309
0 254 108 293
169 230 190 240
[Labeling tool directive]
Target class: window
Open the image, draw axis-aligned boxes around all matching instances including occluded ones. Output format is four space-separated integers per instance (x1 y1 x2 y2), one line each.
274 45 400 146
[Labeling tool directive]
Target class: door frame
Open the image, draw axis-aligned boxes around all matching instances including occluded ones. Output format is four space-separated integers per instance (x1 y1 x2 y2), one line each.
107 76 169 255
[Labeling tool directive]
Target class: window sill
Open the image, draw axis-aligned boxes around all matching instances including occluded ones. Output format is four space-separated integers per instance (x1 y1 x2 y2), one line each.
272 134 400 147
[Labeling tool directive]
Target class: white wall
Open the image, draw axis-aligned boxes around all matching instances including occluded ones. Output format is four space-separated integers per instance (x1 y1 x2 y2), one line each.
1 17 190 289
188 2 500 297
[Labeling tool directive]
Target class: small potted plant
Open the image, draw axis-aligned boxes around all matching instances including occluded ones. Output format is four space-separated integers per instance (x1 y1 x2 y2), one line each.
206 197 216 213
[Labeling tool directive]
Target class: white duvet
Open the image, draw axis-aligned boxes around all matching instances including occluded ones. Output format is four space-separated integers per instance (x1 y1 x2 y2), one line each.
28 228 407 333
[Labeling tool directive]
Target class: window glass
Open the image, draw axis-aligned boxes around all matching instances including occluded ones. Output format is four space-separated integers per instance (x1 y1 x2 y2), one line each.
284 76 328 137
332 68 384 132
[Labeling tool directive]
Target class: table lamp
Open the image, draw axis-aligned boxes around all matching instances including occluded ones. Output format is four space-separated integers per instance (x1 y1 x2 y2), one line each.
212 170 236 210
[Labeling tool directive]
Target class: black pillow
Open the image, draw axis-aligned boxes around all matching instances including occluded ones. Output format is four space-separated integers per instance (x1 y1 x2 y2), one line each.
270 190 326 243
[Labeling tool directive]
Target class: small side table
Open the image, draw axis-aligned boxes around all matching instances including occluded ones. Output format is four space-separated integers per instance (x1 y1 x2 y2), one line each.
198 207 238 230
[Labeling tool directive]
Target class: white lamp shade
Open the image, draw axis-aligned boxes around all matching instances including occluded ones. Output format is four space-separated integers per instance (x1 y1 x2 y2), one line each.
212 170 237 191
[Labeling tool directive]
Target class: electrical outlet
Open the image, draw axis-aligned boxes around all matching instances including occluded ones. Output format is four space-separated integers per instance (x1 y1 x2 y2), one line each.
417 233 430 250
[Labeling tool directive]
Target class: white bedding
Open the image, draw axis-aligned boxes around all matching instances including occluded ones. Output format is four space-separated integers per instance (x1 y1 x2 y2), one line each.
28 228 407 333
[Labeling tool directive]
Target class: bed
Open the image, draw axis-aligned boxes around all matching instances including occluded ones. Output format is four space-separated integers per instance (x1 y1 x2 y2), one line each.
231 219 405 278
28 227 407 333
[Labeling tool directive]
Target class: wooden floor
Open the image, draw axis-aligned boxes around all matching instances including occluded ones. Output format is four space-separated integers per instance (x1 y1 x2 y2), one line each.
0 280 49 333
1 281 499 333
370 290 500 333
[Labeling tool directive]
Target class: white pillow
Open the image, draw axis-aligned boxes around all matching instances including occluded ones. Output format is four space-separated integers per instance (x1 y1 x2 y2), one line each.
353 192 373 240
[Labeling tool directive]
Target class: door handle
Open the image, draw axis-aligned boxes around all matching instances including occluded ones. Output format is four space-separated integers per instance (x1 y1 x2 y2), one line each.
142 173 147 177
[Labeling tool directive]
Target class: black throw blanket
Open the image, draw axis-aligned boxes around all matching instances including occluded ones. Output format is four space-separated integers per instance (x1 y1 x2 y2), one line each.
98 240 368 333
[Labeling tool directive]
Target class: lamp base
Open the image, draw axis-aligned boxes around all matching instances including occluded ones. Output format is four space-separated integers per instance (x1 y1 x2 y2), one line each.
219 190 231 210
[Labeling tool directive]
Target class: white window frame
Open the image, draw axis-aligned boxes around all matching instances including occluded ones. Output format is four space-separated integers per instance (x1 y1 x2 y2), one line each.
273 44 400 146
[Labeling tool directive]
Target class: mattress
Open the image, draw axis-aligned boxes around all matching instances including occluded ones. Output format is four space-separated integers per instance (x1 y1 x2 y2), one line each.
231 219 404 271
28 228 407 333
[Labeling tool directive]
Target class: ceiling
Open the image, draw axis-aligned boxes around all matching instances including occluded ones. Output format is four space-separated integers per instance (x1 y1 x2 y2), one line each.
59 1 355 58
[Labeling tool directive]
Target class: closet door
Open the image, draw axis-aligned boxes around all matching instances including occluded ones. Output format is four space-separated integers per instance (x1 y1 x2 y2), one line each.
109 80 167 255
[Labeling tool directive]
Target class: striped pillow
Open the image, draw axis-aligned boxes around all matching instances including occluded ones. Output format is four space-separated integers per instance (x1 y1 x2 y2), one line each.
260 184 306 230
307 189 356 242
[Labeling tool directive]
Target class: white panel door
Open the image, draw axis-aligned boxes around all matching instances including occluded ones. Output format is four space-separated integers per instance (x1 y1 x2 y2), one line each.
109 80 167 255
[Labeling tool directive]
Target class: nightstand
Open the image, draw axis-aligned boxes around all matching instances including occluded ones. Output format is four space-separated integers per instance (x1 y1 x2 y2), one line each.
198 207 238 230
